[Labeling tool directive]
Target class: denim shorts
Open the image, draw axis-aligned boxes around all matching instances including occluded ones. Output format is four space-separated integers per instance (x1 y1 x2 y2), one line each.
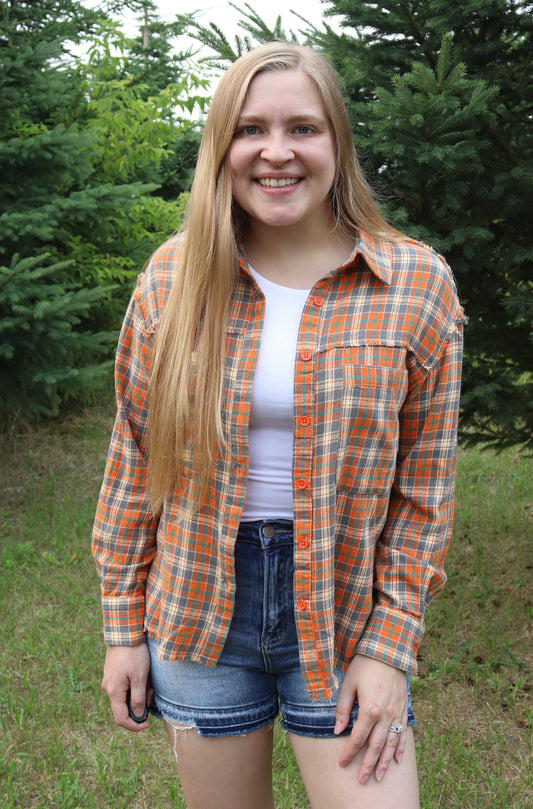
147 519 415 738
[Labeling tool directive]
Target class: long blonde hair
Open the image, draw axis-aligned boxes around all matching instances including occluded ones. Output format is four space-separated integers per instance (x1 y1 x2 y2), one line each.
147 42 399 511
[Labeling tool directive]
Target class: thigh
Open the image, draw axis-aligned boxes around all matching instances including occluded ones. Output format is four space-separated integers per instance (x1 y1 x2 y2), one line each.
290 728 419 809
166 721 276 809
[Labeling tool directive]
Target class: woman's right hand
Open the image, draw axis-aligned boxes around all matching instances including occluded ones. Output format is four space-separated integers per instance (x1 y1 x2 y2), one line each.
101 643 153 732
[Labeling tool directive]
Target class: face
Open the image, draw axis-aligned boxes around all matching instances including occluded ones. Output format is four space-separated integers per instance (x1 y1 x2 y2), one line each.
228 69 337 236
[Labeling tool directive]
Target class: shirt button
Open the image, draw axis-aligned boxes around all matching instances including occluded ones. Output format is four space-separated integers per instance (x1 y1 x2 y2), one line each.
296 478 309 490
313 296 324 307
300 350 312 362
297 599 308 611
298 537 310 549
298 415 311 427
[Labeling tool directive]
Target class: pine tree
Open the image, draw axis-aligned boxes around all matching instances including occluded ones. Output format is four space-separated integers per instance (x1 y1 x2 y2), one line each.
77 8 209 201
0 1 207 419
0 254 115 418
191 1 533 450
316 0 533 450
118 2 208 200
0 2 162 272
0 1 123 415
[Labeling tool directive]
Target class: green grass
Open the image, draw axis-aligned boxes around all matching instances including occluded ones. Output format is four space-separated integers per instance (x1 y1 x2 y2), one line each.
0 405 531 808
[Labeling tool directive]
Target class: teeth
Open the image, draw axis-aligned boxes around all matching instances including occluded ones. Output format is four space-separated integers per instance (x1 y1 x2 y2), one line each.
257 177 300 188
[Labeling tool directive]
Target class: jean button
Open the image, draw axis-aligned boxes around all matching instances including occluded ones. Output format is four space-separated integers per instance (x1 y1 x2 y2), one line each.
263 525 275 538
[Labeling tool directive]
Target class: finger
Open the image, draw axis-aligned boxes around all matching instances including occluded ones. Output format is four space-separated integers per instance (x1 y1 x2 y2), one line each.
355 726 390 785
374 728 402 783
109 689 130 727
394 728 408 764
128 685 148 721
338 720 374 768
113 700 149 732
333 680 356 736
125 716 150 732
108 686 149 733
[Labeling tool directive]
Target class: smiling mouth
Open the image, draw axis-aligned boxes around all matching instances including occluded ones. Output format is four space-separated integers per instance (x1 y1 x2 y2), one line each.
256 177 301 188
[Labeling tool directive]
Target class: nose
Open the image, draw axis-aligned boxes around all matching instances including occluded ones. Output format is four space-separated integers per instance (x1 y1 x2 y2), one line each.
260 131 294 164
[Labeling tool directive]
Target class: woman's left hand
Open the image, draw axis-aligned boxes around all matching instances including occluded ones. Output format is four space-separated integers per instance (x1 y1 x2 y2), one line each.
334 655 408 784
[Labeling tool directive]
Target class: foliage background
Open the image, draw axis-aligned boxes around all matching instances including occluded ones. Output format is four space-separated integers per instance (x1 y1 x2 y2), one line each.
189 0 533 451
0 0 206 418
1 0 531 451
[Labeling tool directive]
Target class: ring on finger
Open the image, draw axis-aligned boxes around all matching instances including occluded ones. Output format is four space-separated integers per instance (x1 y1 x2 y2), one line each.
389 723 404 734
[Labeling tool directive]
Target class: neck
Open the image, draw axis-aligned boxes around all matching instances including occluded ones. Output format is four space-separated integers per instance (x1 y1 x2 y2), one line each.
243 218 354 289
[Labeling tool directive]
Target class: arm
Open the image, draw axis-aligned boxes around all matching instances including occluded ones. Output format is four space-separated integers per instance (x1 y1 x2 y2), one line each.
357 316 464 670
92 275 159 728
335 309 465 781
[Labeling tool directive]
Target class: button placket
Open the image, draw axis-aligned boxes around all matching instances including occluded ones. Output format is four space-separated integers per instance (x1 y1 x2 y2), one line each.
292 286 326 639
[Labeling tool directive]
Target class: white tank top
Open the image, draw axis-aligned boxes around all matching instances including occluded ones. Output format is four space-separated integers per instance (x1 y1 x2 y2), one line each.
241 268 311 521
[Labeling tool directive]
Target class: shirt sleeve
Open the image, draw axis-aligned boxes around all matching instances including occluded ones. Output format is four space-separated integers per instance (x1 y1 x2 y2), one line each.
355 280 466 673
91 274 159 647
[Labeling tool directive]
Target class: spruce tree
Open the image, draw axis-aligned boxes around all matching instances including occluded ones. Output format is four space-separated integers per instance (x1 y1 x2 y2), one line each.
125 1 207 200
0 254 114 418
316 0 533 450
0 0 123 416
0 1 206 419
191 1 533 450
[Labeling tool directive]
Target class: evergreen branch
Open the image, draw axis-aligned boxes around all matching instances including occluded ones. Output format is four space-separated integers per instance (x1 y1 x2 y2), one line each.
480 121 523 168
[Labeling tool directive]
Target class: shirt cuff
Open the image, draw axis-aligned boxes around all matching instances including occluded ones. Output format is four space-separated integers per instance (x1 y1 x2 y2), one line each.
355 603 424 674
100 595 146 647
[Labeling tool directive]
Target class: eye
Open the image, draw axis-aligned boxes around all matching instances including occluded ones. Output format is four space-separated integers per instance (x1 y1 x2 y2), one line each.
294 125 313 135
238 125 260 136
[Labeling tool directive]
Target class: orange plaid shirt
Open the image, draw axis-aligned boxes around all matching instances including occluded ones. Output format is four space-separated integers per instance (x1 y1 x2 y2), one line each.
92 231 466 700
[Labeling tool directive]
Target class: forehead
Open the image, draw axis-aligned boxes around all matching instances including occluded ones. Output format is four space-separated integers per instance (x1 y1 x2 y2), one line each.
238 69 328 118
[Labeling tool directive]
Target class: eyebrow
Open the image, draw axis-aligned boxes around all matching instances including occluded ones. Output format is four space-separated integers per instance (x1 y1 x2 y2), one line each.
236 112 329 127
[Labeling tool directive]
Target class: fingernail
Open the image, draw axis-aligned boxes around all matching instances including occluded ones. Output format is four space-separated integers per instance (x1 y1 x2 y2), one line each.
334 721 342 735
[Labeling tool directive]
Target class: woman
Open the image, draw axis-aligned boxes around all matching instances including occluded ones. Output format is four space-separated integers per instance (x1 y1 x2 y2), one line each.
92 42 465 809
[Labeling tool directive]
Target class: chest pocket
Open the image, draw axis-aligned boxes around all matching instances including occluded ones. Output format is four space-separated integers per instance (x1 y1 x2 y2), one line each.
336 363 408 493
342 364 407 432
